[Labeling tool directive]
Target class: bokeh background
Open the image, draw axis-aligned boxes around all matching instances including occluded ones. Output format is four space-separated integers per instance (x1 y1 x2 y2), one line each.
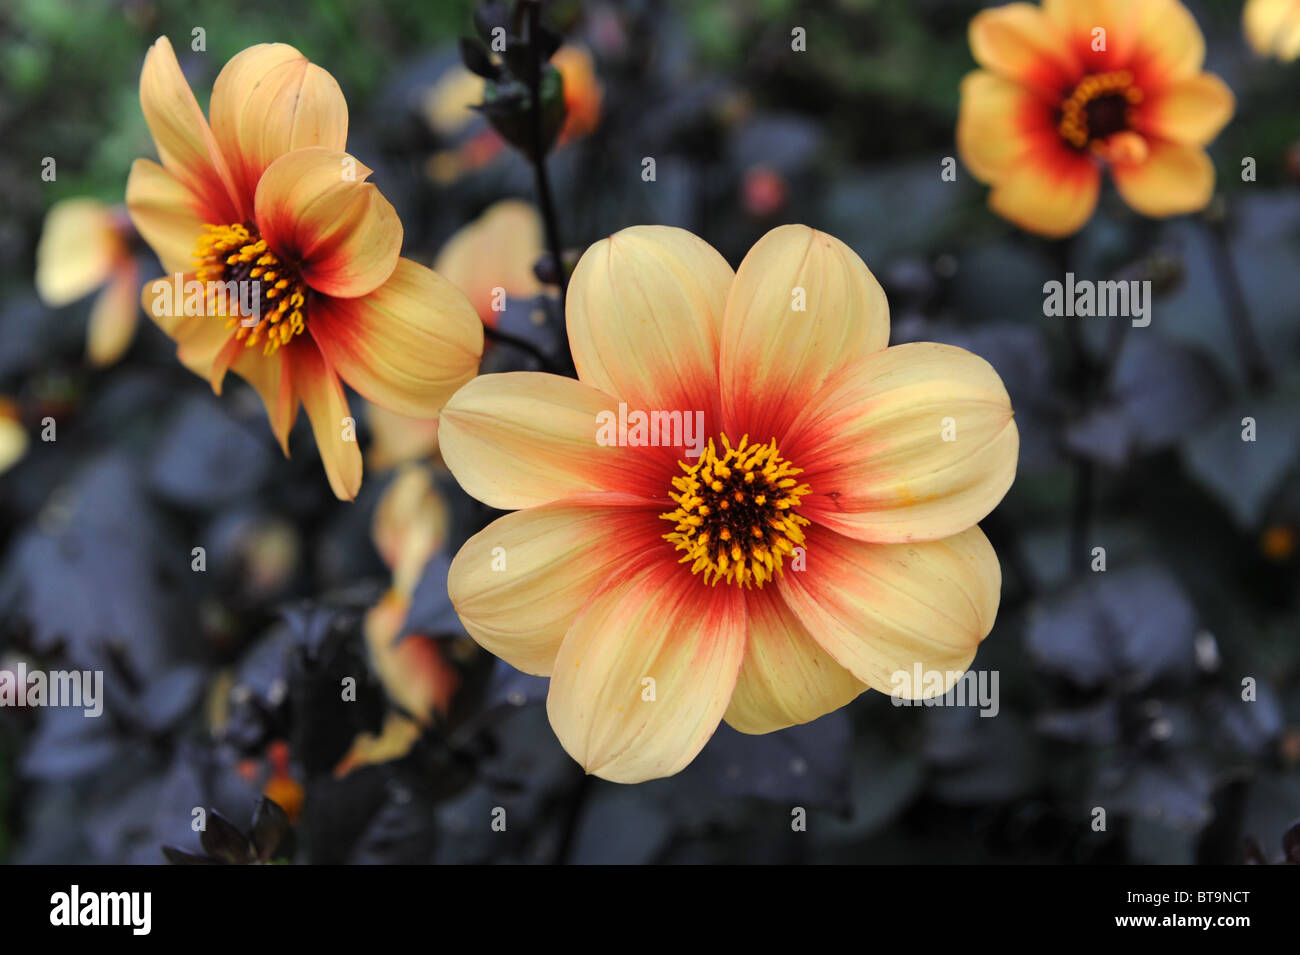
1 0 1298 864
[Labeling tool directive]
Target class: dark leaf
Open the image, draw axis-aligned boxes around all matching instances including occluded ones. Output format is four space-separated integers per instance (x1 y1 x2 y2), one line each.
199 811 253 864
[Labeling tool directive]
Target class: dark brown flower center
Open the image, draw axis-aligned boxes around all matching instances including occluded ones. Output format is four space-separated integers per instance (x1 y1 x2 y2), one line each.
193 223 308 356
1058 70 1143 150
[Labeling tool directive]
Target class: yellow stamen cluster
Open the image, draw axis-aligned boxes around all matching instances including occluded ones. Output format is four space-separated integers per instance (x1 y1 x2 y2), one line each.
660 434 811 589
193 223 307 356
1057 70 1143 149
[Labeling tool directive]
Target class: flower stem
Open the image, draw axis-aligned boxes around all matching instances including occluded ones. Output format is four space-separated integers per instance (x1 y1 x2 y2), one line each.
522 0 576 377
1204 216 1272 391
1054 236 1093 579
482 322 561 374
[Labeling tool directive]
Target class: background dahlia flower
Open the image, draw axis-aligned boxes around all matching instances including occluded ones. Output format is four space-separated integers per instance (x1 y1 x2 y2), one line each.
439 224 1019 783
35 198 140 366
126 37 483 499
1245 0 1300 61
957 0 1235 237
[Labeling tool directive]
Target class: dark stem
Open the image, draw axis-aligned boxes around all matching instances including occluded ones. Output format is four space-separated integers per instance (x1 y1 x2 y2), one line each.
522 0 576 378
553 772 594 864
1203 216 1272 391
482 322 561 373
1054 237 1093 579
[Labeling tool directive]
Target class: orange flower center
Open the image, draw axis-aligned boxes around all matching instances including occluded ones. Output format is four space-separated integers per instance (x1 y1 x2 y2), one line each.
1057 70 1144 150
193 223 308 356
660 434 810 589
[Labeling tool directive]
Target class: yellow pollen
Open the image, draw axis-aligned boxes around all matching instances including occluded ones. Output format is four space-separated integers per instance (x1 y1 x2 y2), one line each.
660 434 811 589
1057 70 1143 149
192 223 309 356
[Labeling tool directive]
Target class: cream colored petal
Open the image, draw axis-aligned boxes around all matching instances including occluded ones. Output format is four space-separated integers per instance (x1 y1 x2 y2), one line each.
719 224 889 443
778 523 1001 696
724 586 866 735
438 371 667 510
372 463 449 596
448 499 664 676
365 403 441 471
35 199 121 306
86 263 140 367
784 342 1018 544
433 199 544 323
567 225 733 413
1245 0 1300 59
547 561 747 783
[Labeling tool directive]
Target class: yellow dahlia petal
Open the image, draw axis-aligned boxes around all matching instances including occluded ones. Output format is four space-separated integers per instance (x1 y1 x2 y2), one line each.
231 347 296 456
546 563 746 783
988 150 1101 238
365 404 441 471
139 36 244 223
438 372 661 509
35 199 122 306
291 342 363 501
778 524 1001 696
372 463 449 596
956 70 1050 183
311 258 482 419
1130 0 1207 82
1245 0 1300 60
1111 139 1214 218
0 402 29 475
433 199 545 325
86 263 140 367
253 147 401 300
125 159 206 277
969 2 1078 95
720 224 889 442
568 225 733 412
1139 73 1235 146
724 586 866 735
785 342 1018 544
448 501 661 676
209 43 348 203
